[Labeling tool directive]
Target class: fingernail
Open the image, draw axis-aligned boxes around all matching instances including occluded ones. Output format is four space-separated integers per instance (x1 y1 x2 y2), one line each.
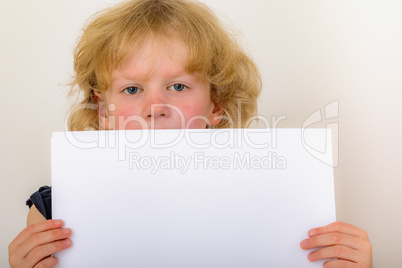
309 229 316 236
62 228 71 235
63 239 71 246
53 219 62 225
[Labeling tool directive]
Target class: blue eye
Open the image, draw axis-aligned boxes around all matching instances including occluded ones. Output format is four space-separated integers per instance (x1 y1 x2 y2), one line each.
169 84 187 92
123 86 140 95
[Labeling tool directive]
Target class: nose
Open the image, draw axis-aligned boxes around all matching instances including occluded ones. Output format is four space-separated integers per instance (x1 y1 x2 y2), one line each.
143 88 171 120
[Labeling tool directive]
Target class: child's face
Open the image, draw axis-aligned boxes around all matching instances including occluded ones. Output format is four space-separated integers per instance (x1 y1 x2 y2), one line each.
95 37 222 130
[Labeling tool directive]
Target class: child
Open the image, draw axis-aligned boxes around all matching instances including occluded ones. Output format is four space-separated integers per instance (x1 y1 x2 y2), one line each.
8 0 372 267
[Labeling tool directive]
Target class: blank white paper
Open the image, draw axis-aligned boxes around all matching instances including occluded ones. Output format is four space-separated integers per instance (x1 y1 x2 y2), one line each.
52 128 336 267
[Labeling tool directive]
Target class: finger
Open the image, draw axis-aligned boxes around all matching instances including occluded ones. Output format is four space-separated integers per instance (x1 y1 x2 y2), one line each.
19 228 72 259
308 245 360 263
308 221 368 238
10 220 64 250
33 256 59 268
9 220 64 261
301 232 362 250
24 238 71 268
323 259 359 268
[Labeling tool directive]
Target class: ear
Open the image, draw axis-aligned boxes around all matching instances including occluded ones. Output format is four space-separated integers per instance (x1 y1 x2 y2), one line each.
93 91 110 130
208 102 224 126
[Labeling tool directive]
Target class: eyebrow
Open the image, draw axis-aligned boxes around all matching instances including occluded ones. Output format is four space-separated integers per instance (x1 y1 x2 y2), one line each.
111 70 200 88
117 68 198 81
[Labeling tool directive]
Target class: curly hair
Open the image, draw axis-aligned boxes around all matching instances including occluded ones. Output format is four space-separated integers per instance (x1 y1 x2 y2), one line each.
67 0 261 130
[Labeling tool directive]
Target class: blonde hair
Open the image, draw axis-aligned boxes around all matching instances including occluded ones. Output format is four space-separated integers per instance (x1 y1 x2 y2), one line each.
67 0 261 131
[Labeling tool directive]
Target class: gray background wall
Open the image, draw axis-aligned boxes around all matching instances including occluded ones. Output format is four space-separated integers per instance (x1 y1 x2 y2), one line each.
1 0 401 267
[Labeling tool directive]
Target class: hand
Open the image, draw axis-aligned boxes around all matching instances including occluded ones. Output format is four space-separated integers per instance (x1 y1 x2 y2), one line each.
9 219 72 268
300 221 372 268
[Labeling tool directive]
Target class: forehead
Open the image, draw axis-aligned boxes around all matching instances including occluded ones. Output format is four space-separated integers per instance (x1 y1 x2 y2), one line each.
114 36 190 80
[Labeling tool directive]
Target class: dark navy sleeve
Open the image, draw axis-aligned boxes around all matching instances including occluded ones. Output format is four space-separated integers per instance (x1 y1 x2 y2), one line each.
26 186 52 220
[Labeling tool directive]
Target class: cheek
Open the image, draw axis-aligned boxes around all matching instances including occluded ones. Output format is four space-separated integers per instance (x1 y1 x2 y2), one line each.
110 105 137 119
180 102 213 128
109 106 145 130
